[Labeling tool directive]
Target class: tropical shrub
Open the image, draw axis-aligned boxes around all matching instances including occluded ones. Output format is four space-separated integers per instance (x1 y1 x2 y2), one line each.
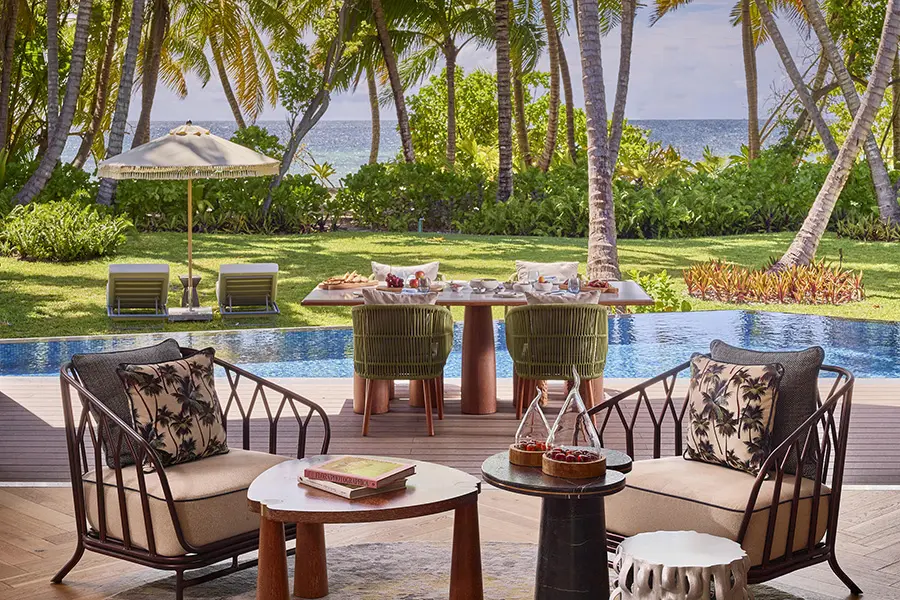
626 269 692 313
1 201 132 261
683 260 865 305
338 162 488 231
835 215 900 241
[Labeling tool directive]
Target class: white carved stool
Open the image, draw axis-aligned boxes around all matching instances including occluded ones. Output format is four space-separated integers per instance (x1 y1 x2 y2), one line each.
612 531 751 600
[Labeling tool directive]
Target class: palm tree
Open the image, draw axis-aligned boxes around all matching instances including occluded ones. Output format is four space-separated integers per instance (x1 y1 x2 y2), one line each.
15 0 94 205
575 0 636 280
73 0 124 168
753 0 839 159
367 68 380 163
509 0 543 167
97 0 146 206
496 0 513 200
372 0 415 162
46 0 59 141
398 0 494 165
557 30 577 161
536 0 559 171
773 0 900 268
0 0 20 153
652 0 765 159
132 0 168 147
799 0 900 223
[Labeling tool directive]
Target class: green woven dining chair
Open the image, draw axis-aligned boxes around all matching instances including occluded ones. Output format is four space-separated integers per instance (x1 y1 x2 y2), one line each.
505 304 609 418
352 304 454 436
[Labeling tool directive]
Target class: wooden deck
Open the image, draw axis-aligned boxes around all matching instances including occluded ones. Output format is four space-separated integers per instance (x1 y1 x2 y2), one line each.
1 375 899 485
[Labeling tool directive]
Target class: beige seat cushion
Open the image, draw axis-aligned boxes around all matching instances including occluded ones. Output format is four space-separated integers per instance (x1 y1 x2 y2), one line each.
606 456 830 566
83 449 288 557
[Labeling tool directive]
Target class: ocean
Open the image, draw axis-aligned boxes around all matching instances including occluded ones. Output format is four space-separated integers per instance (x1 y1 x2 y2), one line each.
62 119 754 181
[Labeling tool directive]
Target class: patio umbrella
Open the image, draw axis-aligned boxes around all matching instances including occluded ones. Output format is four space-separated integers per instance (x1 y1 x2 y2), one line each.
98 121 280 307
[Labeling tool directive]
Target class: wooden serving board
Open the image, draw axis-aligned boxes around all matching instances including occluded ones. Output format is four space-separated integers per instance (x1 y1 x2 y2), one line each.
375 284 446 293
509 445 544 467
319 281 378 290
541 454 606 479
559 282 618 294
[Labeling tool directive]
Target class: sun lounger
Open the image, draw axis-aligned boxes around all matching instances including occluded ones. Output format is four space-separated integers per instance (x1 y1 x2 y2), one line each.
107 264 170 320
217 263 279 316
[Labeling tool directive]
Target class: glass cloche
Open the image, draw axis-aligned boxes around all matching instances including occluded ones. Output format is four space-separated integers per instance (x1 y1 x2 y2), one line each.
513 386 550 451
545 368 603 463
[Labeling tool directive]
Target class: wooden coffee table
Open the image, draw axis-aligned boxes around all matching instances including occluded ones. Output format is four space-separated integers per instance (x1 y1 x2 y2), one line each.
481 449 632 600
248 456 483 600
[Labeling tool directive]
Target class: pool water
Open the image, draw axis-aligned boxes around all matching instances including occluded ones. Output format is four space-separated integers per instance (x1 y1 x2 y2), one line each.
1 311 898 378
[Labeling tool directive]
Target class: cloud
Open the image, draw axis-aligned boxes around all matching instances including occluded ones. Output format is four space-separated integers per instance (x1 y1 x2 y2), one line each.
144 2 807 122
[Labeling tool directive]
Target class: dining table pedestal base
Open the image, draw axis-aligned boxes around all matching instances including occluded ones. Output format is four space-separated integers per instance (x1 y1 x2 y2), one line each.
536 497 610 600
460 305 497 414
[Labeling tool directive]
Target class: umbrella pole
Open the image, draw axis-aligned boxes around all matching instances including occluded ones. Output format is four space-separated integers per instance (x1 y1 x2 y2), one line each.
187 179 193 308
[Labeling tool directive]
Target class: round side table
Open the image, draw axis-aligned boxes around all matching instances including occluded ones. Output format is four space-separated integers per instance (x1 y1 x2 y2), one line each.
481 449 632 600
612 531 751 600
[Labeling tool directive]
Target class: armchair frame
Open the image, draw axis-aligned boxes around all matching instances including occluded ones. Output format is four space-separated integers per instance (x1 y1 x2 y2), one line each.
588 362 860 594
53 349 331 599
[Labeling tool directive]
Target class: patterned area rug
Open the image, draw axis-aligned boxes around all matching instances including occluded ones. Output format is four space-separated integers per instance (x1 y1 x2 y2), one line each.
113 542 830 599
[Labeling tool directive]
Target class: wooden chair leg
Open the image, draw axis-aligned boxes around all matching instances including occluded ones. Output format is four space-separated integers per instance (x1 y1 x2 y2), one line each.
516 377 528 420
423 379 435 436
362 378 373 437
435 378 444 420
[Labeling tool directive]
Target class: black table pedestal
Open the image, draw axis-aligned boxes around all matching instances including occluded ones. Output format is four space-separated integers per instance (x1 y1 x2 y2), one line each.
535 497 608 600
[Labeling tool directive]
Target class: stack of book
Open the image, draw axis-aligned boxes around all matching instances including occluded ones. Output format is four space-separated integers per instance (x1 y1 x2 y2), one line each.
298 456 416 499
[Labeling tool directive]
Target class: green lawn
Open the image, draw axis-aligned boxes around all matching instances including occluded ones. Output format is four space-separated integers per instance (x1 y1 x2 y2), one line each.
0 231 897 339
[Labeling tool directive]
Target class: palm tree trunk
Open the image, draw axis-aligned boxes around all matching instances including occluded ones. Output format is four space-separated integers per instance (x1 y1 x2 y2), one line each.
574 0 619 280
371 0 414 163
367 68 379 164
538 0 560 171
893 52 900 169
15 0 93 205
132 0 167 148
0 0 20 152
97 0 145 206
790 52 829 144
557 31 577 162
801 0 900 223
740 0 760 160
496 0 513 200
512 64 532 167
445 43 457 165
46 0 59 141
754 0 838 160
73 0 123 168
210 33 246 129
774 0 900 268
608 0 636 172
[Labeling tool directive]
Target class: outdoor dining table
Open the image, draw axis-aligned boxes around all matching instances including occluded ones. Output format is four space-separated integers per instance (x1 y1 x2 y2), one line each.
300 281 654 415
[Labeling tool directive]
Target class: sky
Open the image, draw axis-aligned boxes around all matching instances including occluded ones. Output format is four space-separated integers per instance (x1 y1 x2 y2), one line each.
139 1 813 122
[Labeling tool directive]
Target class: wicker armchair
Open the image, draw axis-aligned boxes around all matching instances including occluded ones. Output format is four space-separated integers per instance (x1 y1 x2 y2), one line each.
352 304 453 436
505 304 608 417
588 361 860 594
53 348 331 600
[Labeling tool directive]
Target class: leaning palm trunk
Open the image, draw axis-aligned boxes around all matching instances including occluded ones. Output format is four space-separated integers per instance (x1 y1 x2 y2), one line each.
557 31 577 162
574 0 618 280
893 53 900 169
15 0 93 205
754 0 838 159
0 0 20 151
774 0 900 269
608 0 636 170
372 0 414 163
496 0 513 201
46 0 60 141
445 43 457 165
210 34 246 130
538 0 560 171
367 68 380 164
512 66 532 167
73 0 123 168
740 0 760 160
96 0 146 206
132 0 167 148
800 0 900 223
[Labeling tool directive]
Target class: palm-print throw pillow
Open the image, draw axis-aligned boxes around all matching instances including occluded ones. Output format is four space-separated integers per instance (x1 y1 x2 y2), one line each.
684 354 784 477
117 348 229 470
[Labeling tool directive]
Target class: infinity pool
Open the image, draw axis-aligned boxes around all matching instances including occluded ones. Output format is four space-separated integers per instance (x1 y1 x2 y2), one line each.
1 311 898 378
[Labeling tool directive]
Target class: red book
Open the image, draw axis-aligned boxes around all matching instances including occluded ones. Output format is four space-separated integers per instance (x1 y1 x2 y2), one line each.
303 456 416 489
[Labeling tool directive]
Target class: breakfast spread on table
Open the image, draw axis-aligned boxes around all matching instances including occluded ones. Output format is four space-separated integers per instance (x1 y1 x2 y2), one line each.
319 271 377 290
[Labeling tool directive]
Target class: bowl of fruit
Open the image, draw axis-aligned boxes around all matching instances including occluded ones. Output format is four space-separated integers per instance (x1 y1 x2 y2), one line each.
542 446 606 478
584 279 617 293
533 276 553 293
509 439 548 467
